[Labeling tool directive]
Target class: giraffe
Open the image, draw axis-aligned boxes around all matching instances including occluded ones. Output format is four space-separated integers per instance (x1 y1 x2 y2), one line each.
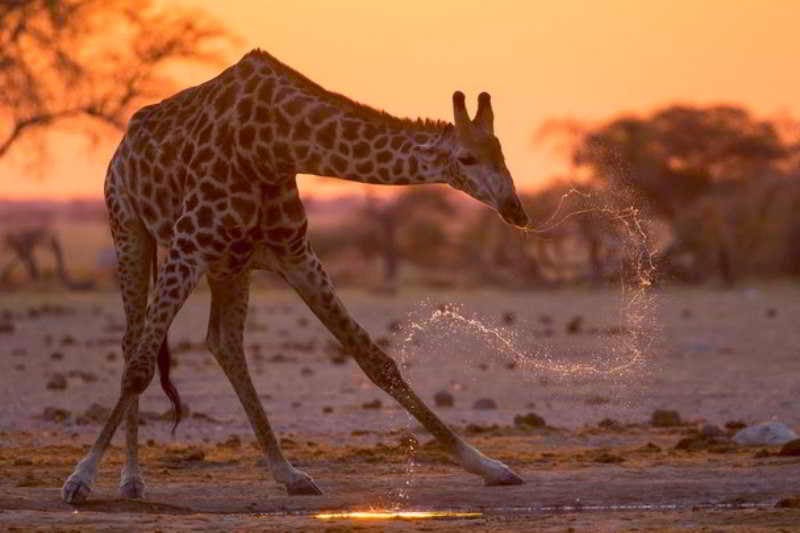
62 49 530 503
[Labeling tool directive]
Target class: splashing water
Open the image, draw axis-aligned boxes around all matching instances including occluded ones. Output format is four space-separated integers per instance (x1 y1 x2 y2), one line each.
388 186 658 504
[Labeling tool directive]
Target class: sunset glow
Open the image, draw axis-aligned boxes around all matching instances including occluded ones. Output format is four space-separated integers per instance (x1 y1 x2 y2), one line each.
2 0 798 200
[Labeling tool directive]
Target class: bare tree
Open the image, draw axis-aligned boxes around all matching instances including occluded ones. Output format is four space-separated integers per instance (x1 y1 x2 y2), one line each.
0 0 232 160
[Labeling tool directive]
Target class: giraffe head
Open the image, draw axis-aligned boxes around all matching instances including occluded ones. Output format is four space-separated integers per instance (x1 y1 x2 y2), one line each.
443 91 529 227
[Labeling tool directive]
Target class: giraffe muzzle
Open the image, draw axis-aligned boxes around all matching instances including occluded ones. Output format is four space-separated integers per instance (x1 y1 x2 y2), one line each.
499 197 529 228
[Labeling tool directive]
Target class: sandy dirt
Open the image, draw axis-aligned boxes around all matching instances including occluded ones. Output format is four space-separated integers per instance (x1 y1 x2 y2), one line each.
1 284 800 530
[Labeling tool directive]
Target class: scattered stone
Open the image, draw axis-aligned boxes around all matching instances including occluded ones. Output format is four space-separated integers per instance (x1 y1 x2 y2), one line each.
296 317 310 327
0 321 15 334
778 439 800 456
700 424 726 438
501 311 516 325
505 361 517 370
291 401 302 408
514 412 546 428
50 351 64 361
433 390 454 407
300 366 314 377
680 309 692 319
566 315 583 334
725 420 747 432
598 418 624 431
650 409 682 427
733 422 798 446
106 352 117 362
638 442 662 453
775 496 800 509
46 373 67 390
473 398 497 410
465 423 499 435
269 353 292 363
60 335 76 346
76 403 110 425
14 364 25 371
322 406 334 414
674 432 734 453
477 362 489 371
766 308 777 318
39 407 70 423
362 399 382 409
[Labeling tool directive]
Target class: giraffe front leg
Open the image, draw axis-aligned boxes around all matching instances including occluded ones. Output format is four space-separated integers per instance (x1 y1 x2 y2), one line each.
207 273 322 496
281 248 524 487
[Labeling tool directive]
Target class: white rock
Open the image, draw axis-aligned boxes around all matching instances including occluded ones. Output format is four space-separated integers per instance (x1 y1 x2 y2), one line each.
733 422 798 446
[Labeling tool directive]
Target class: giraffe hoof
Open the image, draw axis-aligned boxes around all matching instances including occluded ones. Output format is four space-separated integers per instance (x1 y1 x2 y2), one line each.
119 476 145 499
286 476 323 496
62 479 92 504
484 467 525 486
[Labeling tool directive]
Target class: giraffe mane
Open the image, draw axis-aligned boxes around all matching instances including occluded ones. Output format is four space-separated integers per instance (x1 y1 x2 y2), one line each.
244 49 452 134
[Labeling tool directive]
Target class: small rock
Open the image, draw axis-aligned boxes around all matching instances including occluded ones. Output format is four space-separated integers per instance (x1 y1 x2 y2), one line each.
775 496 800 508
433 390 454 407
598 418 624 431
322 406 334 414
106 352 118 362
387 320 402 333
766 308 777 318
566 316 583 334
501 311 516 325
725 420 747 432
0 321 15 334
473 398 497 410
300 366 314 377
650 409 682 427
60 335 76 346
50 352 64 361
46 373 67 390
701 424 726 438
514 412 545 428
733 422 798 446
778 439 800 456
77 403 110 425
362 399 382 409
39 407 70 423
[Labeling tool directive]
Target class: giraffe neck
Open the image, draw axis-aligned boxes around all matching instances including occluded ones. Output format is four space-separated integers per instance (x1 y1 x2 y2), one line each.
288 111 454 186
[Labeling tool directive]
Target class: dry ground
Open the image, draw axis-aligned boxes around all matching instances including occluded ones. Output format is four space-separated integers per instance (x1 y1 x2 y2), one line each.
1 284 800 530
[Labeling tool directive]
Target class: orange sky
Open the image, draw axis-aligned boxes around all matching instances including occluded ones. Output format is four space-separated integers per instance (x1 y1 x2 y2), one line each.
2 0 799 200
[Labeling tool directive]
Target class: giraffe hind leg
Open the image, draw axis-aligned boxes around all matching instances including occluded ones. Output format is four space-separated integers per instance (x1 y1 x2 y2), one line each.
63 242 202 504
207 273 322 495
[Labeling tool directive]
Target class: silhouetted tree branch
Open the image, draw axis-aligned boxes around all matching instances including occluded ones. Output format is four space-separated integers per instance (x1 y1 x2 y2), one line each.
0 0 233 160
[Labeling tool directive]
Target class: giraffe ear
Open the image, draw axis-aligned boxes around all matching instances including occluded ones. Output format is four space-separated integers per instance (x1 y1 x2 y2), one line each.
473 92 494 134
452 91 473 140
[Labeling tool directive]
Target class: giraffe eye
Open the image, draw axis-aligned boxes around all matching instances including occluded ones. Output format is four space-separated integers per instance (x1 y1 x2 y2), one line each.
458 154 478 166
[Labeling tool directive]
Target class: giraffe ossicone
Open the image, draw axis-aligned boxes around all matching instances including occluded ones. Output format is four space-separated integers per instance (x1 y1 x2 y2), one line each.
62 49 528 504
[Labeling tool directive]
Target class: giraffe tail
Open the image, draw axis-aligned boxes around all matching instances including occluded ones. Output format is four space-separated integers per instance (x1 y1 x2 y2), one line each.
151 250 182 435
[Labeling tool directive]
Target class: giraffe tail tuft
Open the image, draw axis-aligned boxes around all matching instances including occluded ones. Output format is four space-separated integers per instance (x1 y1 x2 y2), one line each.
158 339 182 435
151 248 182 435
